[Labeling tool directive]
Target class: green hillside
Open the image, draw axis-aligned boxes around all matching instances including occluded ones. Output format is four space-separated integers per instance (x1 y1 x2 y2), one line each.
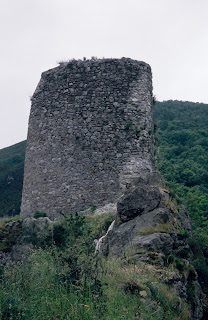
154 100 208 296
0 141 26 217
154 100 208 245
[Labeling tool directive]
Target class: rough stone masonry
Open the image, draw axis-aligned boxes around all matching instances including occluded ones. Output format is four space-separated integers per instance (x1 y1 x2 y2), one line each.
21 58 154 219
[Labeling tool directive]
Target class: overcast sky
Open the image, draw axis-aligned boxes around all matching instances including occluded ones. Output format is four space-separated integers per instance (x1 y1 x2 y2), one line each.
0 0 208 149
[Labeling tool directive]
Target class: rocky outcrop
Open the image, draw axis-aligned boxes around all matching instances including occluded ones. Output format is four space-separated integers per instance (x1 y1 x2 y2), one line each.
0 219 23 255
0 217 53 266
96 171 204 319
97 172 190 258
117 184 162 223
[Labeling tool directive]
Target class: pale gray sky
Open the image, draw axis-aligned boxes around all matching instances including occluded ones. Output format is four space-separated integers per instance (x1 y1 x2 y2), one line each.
0 0 208 149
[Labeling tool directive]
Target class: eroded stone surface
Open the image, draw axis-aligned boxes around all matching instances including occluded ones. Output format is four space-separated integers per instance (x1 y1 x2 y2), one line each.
21 58 154 219
117 184 162 222
98 172 192 259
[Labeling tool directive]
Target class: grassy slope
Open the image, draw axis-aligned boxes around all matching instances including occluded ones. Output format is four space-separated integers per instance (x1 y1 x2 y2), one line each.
0 141 26 217
0 213 191 320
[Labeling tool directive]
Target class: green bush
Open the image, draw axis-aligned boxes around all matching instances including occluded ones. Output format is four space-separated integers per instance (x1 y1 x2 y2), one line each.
175 258 185 271
178 230 189 239
33 212 47 218
177 248 190 259
90 206 96 213
193 259 208 285
166 254 185 271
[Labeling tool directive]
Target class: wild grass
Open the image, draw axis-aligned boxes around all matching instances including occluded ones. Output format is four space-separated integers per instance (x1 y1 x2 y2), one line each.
0 215 23 228
138 222 176 236
0 213 191 319
0 252 190 320
85 212 114 239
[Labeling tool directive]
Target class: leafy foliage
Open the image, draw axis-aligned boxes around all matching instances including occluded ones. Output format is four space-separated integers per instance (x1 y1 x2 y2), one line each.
154 100 208 295
154 100 208 237
33 212 47 219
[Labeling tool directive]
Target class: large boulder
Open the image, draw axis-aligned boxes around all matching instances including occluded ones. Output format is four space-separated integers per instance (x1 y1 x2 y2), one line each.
98 172 192 260
20 217 53 245
117 184 162 222
98 206 184 258
0 217 54 266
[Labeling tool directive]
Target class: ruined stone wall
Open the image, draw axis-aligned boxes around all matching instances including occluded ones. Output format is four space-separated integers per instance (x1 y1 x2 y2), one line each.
21 58 154 219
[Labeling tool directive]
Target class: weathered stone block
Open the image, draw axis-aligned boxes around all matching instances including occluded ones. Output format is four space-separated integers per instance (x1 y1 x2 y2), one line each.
117 185 162 222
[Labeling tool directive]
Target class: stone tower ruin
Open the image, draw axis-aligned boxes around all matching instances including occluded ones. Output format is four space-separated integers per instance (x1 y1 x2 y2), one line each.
21 58 154 219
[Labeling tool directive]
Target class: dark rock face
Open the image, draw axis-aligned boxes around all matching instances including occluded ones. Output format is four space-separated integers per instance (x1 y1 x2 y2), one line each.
99 206 178 257
97 171 188 258
117 184 162 222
